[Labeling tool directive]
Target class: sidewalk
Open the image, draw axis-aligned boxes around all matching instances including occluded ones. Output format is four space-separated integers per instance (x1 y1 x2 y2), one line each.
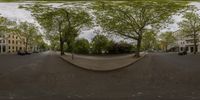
61 52 147 71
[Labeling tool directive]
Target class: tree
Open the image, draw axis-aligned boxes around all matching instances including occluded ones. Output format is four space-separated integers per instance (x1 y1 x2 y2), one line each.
22 4 92 55
48 33 60 51
178 9 200 54
74 38 90 54
16 22 38 51
32 34 48 51
107 41 134 54
0 17 8 34
160 32 176 52
94 1 187 57
91 34 110 54
0 16 16 35
142 30 158 51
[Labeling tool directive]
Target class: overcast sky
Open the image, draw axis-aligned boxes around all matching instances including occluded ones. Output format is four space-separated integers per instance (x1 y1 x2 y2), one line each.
0 2 200 41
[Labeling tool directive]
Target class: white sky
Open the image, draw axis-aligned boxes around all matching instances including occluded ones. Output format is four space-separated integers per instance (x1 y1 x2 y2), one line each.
0 2 200 41
160 2 200 33
0 3 34 23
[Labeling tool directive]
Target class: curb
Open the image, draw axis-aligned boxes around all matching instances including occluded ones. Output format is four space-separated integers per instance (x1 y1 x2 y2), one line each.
60 53 147 72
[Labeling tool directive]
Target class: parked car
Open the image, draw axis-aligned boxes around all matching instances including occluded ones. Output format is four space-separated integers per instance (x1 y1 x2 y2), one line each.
33 51 39 53
178 51 187 55
17 50 25 56
25 51 32 55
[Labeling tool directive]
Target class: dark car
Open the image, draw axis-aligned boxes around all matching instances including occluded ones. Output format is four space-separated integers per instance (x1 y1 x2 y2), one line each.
33 51 39 53
25 51 32 55
17 50 25 56
178 51 187 55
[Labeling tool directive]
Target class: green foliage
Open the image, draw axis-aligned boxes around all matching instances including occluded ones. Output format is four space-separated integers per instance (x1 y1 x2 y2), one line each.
73 38 90 54
93 0 187 57
33 34 48 50
16 22 38 51
49 34 60 50
107 41 135 54
0 16 16 34
91 34 109 54
160 31 176 51
178 8 200 54
142 30 158 51
0 17 8 34
160 32 176 44
22 3 92 55
179 11 200 35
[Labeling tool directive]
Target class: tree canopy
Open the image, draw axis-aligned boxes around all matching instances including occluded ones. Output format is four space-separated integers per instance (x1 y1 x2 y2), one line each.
0 16 16 35
142 30 158 51
91 34 110 54
21 3 92 55
15 22 39 51
178 8 200 54
74 38 90 54
160 31 176 51
93 0 187 57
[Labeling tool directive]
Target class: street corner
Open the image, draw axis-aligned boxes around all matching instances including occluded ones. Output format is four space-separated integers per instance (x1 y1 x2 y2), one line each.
60 53 147 72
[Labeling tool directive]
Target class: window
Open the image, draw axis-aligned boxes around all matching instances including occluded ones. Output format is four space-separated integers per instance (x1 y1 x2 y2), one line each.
180 47 183 51
12 40 14 44
186 47 189 51
16 41 18 45
8 40 10 44
9 46 10 49
12 46 14 50
3 46 6 52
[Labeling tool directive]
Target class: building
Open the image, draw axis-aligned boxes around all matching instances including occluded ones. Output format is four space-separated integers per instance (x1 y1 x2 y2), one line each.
0 35 6 53
174 31 200 53
177 35 200 53
0 33 26 54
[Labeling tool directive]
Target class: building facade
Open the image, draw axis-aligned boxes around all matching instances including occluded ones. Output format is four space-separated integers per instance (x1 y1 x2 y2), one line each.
174 31 200 53
0 33 26 54
177 35 200 53
167 31 200 53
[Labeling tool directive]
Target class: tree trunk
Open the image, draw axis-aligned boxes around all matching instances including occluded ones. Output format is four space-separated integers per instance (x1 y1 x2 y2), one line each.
135 38 141 57
194 32 197 54
25 43 27 52
60 40 64 55
194 41 197 54
25 41 28 52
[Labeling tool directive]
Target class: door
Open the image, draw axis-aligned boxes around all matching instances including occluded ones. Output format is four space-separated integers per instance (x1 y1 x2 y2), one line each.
191 47 194 53
3 45 6 52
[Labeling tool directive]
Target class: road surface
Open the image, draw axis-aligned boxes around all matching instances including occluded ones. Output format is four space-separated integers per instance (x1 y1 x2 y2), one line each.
0 51 200 100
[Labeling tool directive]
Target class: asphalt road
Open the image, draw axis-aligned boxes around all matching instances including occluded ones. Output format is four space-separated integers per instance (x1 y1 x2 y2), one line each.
0 51 200 100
